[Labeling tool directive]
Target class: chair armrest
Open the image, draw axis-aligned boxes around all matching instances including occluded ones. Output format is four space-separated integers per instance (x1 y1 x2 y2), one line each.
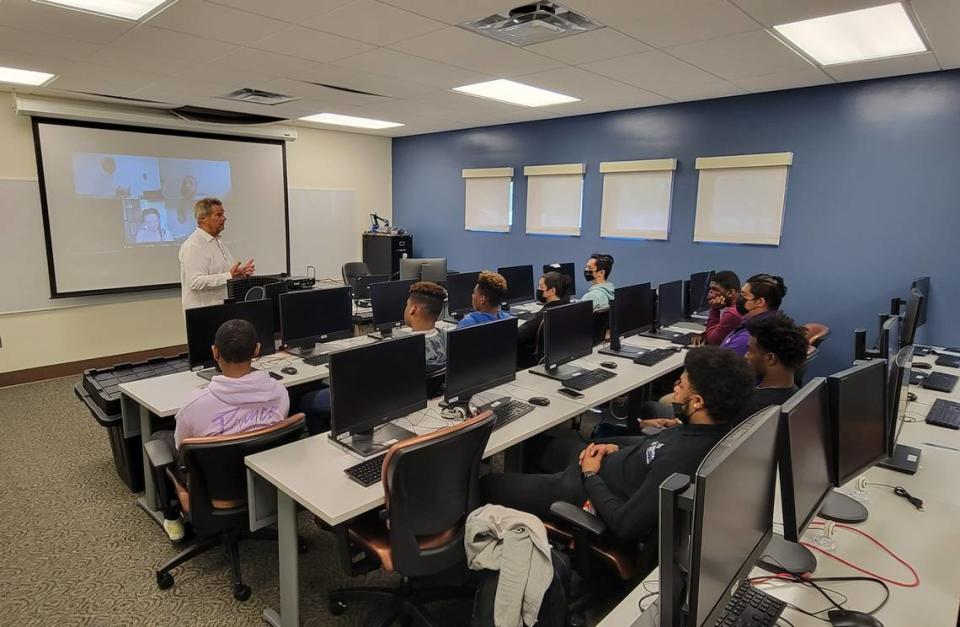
550 501 607 537
144 438 176 469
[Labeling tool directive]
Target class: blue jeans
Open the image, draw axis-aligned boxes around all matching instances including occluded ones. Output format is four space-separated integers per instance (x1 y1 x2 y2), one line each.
300 387 331 436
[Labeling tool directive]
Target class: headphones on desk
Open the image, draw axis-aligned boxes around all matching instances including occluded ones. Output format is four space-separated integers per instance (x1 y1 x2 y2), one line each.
439 401 473 421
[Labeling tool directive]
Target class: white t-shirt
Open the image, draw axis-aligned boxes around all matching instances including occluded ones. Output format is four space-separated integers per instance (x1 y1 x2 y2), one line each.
178 228 235 309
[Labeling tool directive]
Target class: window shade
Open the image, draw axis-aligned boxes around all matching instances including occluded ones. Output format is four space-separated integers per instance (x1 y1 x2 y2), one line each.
693 153 792 246
599 159 676 240
524 163 584 236
463 167 513 233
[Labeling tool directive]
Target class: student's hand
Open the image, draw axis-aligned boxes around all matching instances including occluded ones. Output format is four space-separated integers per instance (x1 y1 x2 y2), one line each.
708 294 726 309
690 334 705 347
579 444 605 474
638 418 680 430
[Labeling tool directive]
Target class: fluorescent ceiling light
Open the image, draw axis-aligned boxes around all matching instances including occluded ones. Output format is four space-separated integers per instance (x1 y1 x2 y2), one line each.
0 66 56 86
774 3 926 66
299 113 403 129
31 0 176 21
452 79 579 107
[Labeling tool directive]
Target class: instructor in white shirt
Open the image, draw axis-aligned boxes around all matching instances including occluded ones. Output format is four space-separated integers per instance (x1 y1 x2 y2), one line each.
179 197 255 309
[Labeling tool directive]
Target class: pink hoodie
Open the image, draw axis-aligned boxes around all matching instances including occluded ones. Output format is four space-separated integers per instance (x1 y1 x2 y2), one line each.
174 371 290 449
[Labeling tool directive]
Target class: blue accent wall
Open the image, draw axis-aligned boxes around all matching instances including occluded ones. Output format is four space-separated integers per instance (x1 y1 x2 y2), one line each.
393 70 960 376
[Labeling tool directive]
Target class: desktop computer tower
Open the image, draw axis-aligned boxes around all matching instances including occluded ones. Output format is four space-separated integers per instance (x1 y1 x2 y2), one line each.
363 233 412 277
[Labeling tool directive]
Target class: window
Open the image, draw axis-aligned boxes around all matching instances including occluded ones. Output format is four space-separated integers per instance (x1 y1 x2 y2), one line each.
524 163 584 236
463 167 514 232
599 159 676 240
693 153 792 245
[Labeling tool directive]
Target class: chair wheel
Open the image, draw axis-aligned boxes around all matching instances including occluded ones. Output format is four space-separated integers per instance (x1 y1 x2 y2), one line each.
233 584 252 602
156 571 174 590
297 537 308 554
329 600 347 616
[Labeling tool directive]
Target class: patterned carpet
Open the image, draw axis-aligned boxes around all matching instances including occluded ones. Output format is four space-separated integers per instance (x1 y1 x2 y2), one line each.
0 377 475 626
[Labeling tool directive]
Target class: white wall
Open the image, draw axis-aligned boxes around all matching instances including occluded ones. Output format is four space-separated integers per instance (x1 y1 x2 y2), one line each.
0 95 392 374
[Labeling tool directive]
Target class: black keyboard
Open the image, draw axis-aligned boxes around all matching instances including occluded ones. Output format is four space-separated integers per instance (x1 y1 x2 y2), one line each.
935 354 960 368
714 581 785 627
633 348 678 367
303 353 330 367
922 371 959 393
926 398 960 429
563 368 617 391
477 397 535 431
344 453 387 487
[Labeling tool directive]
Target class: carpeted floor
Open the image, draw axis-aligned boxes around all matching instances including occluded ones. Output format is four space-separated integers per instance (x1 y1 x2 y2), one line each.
0 376 479 626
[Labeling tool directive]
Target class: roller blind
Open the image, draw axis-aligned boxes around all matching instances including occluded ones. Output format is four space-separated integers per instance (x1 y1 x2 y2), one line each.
599 159 676 240
463 167 513 232
524 163 584 236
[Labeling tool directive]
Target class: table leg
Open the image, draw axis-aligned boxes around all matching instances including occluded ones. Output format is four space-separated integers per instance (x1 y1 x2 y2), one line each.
263 490 299 627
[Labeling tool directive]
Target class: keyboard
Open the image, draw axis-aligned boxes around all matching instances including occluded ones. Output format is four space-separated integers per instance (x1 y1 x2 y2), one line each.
926 398 960 430
935 354 960 368
303 353 330 367
563 368 617 391
344 453 387 487
477 397 535 431
714 581 785 627
633 348 678 367
922 371 959 393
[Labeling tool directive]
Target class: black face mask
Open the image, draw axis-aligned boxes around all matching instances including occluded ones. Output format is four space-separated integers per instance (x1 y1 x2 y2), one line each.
735 295 749 316
583 270 595 282
536 289 548 304
672 398 690 422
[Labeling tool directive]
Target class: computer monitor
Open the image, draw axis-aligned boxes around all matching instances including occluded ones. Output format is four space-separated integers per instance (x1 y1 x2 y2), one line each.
370 279 416 334
543 262 576 297
399 257 448 282
656 280 684 329
686 271 713 317
353 274 390 300
446 271 480 317
264 280 288 333
877 314 900 360
328 334 426 457
185 299 276 370
828 359 887 487
878 345 919 474
278 287 353 356
603 283 654 356
444 318 518 404
399 258 421 281
911 276 929 328
535 300 593 380
497 265 535 305
900 287 924 347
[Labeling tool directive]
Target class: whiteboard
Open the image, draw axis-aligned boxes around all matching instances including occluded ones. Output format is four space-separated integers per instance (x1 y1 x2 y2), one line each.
287 188 357 283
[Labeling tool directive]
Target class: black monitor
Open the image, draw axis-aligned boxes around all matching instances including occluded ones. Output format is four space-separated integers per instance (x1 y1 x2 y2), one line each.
878 345 919 474
370 279 416 333
911 276 929 328
400 257 447 282
827 359 887 487
185 299 276 370
279 287 353 355
900 287 924 347
497 264 534 305
543 262 577 296
877 314 900 360
686 271 713 317
446 271 480 317
264 280 288 333
606 283 654 354
328 334 426 456
538 300 594 379
444 318 518 404
655 280 684 329
353 274 390 300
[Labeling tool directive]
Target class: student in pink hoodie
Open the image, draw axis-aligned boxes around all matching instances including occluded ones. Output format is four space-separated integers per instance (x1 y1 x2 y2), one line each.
152 319 289 541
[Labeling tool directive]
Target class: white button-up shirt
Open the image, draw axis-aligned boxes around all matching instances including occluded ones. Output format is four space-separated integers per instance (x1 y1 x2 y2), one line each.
179 227 235 309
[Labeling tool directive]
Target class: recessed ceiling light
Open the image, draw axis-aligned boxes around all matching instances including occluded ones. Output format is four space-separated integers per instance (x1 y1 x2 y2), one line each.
299 113 404 130
0 66 56 86
31 0 177 21
452 79 579 107
774 2 926 66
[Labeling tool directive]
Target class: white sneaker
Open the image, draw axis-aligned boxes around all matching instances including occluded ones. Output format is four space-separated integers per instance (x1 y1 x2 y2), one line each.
163 518 185 542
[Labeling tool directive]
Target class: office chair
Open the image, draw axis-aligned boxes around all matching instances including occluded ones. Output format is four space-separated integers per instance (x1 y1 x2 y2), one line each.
426 366 446 399
797 323 831 386
329 411 496 626
244 285 266 301
342 261 371 295
591 308 610 346
145 414 306 601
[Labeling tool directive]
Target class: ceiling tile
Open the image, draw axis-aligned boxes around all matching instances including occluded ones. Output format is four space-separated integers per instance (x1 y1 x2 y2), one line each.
513 66 664 104
289 64 435 99
146 0 290 45
730 68 834 93
388 27 564 76
252 26 375 63
410 88 525 115
305 0 446 45
0 49 79 75
0 26 103 60
255 77 393 106
824 52 941 83
665 30 812 80
45 76 142 97
206 0 354 23
0 0 134 44
912 0 960 50
108 26 238 61
580 50 723 95
934 48 960 70
729 0 885 27
87 48 196 76
377 0 521 26
161 65 274 92
525 27 650 64
59 62 168 87
656 79 748 102
333 48 492 89
207 48 319 77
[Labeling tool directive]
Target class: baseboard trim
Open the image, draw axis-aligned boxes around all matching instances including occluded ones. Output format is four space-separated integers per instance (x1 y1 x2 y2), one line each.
0 344 188 388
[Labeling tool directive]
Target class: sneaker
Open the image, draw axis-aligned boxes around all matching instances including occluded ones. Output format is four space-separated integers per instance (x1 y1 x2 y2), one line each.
163 518 185 542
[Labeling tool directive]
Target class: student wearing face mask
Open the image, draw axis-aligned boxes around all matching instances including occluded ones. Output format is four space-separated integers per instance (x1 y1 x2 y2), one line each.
517 271 571 368
480 347 755 543
580 253 615 310
720 273 787 356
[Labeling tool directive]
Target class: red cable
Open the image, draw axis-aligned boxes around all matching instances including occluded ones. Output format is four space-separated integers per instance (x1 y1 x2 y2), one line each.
798 522 920 588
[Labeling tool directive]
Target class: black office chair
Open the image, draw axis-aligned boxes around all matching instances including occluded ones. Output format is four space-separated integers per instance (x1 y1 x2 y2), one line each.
145 414 306 601
342 261 371 296
796 323 831 386
329 411 496 626
591 307 610 346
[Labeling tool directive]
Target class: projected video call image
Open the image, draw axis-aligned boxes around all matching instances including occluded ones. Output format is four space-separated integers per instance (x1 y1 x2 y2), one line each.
72 153 232 247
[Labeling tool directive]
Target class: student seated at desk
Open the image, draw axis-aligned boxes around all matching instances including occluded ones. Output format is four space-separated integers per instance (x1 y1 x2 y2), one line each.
720 273 788 356
480 346 754 543
517 271 571 368
456 270 511 329
580 253 615 310
152 319 290 541
300 281 447 435
690 270 742 347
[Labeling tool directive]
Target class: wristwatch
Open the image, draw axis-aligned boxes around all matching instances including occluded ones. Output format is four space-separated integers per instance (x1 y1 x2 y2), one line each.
581 470 598 480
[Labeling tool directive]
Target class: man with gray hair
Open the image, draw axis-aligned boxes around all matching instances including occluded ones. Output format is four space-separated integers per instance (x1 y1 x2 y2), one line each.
178 197 255 309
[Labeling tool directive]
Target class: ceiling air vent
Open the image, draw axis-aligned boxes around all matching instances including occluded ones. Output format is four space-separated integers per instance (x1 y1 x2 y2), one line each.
459 1 602 47
219 88 300 105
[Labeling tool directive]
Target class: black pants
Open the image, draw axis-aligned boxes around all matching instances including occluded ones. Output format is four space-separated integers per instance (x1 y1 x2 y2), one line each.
150 430 187 521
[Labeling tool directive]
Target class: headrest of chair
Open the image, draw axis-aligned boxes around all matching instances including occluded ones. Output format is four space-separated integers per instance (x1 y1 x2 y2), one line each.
179 413 304 447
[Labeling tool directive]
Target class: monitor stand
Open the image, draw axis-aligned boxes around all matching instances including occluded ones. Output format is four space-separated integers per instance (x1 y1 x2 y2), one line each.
877 444 921 475
818 490 868 524
757 533 817 574
195 366 221 381
529 363 588 382
286 342 319 358
639 327 689 342
599 336 647 360
332 422 416 458
367 326 408 340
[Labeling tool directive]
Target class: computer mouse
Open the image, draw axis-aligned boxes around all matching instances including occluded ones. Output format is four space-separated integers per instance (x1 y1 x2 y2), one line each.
528 397 551 407
667 345 683 352
913 362 932 370
600 361 618 369
827 609 883 627
281 366 298 375
907 392 918 402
